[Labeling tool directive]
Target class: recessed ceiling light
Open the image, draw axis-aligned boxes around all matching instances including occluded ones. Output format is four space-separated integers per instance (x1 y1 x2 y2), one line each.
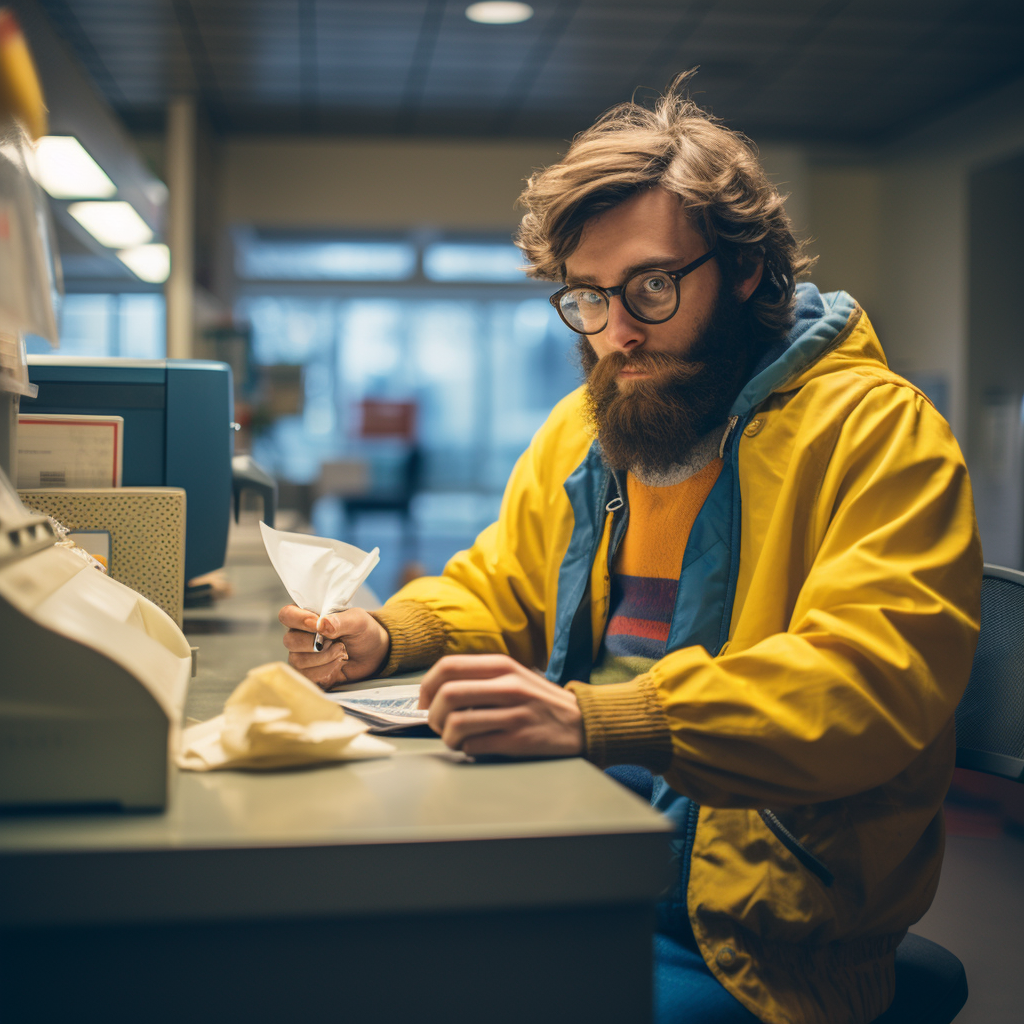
31 136 116 199
118 243 170 283
465 2 533 25
67 201 154 249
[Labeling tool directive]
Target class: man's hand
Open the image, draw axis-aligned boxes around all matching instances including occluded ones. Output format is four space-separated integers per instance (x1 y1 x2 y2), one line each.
418 654 584 758
278 605 390 689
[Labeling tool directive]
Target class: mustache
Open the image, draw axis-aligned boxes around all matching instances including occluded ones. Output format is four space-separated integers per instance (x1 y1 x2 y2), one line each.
586 349 706 392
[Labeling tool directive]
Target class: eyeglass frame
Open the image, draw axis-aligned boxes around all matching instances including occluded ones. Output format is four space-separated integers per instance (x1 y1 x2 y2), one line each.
548 247 717 335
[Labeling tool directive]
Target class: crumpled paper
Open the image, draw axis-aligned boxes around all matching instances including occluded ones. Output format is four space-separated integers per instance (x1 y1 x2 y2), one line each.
178 661 395 771
259 521 379 625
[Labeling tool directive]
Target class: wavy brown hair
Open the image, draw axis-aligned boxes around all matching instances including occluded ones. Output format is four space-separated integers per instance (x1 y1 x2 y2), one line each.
515 71 816 341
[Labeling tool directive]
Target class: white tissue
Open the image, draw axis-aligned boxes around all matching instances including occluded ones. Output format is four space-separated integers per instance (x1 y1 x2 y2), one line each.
259 521 379 622
177 661 394 770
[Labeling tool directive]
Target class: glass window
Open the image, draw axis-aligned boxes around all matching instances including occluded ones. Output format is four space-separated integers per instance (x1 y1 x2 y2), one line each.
24 293 166 358
423 242 528 282
248 296 335 365
237 291 579 496
118 294 166 359
58 294 115 356
238 239 417 281
338 300 406 402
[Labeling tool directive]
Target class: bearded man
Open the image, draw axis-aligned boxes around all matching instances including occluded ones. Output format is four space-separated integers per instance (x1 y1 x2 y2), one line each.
279 76 981 1024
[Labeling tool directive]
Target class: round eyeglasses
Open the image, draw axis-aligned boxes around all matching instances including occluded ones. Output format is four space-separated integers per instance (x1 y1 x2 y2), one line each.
549 248 717 335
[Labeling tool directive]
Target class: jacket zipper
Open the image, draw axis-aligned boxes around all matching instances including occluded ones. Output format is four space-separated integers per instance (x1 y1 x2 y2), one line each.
759 809 835 888
556 469 623 684
680 797 700 892
606 469 628 566
718 415 740 459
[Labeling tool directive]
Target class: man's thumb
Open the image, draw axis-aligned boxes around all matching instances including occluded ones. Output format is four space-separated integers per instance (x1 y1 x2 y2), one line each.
317 613 341 638
319 609 360 638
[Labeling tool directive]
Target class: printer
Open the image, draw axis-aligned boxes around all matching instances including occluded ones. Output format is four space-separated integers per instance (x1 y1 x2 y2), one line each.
23 356 275 582
0 465 191 810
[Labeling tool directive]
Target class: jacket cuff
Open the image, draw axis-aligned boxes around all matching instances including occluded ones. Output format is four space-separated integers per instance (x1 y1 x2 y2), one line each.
567 675 672 772
370 600 449 677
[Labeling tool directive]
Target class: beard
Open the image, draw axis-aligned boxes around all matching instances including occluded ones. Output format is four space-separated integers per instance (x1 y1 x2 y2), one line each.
578 287 763 476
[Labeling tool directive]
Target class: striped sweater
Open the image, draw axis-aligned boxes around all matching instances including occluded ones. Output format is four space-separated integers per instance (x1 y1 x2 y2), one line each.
590 456 722 687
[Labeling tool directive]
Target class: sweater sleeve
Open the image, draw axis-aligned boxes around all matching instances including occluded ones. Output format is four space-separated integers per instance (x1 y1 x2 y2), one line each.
370 601 450 677
567 676 673 771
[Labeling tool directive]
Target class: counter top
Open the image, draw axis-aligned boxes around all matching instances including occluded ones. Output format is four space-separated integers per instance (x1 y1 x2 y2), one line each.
0 527 671 929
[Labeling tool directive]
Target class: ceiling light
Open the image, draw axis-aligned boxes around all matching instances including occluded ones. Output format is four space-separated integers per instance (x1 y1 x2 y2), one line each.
465 2 533 24
31 136 116 199
67 201 154 248
118 243 170 284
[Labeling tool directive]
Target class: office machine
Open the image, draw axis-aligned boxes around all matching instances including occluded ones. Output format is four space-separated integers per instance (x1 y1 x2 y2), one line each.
0 467 191 810
23 356 275 582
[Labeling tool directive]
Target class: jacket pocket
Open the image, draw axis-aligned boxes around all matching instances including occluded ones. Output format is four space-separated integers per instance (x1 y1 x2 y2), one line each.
760 809 835 888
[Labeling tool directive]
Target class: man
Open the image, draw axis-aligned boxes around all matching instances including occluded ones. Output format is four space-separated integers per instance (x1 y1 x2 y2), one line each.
279 75 981 1024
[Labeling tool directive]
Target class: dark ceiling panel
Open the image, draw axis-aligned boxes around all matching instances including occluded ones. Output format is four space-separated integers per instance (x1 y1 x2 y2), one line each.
27 0 1024 145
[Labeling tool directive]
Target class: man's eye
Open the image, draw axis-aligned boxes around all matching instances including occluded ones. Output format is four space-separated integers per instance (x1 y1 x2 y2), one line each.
641 276 667 293
578 290 603 307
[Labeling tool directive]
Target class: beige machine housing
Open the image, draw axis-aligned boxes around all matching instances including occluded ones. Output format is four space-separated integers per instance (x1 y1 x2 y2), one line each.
0 511 191 810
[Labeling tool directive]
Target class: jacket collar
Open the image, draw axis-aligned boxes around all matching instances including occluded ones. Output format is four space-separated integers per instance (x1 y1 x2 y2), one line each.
729 284 860 418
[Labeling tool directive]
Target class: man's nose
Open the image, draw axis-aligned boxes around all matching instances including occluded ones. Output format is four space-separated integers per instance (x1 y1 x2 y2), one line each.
603 295 645 351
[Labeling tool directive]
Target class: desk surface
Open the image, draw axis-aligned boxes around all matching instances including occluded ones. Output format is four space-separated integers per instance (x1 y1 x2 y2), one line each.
0 528 671 929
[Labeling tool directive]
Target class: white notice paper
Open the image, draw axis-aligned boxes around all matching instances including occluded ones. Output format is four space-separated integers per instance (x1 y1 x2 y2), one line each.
17 413 124 488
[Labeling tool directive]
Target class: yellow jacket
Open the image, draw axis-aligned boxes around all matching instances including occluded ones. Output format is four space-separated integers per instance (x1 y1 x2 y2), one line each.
376 287 982 1024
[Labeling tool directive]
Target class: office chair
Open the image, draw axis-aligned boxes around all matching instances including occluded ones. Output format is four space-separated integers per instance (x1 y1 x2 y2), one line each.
876 563 1024 1024
607 564 1024 1024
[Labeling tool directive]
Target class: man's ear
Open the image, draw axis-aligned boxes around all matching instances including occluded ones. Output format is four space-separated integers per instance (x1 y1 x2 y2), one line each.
735 260 764 303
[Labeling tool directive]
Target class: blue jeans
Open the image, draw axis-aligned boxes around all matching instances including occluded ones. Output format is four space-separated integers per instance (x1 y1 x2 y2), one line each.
654 928 762 1024
605 768 763 1024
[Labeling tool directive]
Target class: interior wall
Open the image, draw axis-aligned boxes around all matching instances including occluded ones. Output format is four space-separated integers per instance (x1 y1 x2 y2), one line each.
805 165 882 323
867 73 1024 448
966 154 1024 567
218 136 568 232
967 155 1024 453
758 144 811 241
873 157 968 432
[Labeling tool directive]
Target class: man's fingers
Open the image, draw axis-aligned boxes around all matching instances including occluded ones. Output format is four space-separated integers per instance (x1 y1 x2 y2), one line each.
282 628 347 656
279 604 318 631
425 679 533 726
419 654 525 706
288 656 341 689
288 646 348 672
439 706 534 750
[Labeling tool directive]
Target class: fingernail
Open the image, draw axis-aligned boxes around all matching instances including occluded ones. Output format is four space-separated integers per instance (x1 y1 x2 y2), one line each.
304 617 317 630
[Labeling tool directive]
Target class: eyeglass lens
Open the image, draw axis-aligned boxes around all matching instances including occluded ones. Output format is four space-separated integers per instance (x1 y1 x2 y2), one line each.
558 269 678 333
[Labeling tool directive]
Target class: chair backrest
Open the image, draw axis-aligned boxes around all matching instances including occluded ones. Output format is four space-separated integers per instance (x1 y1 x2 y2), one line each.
955 564 1024 781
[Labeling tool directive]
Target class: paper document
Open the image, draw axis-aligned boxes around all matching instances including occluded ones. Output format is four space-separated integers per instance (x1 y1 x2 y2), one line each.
17 413 123 488
325 683 430 734
260 521 379 624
